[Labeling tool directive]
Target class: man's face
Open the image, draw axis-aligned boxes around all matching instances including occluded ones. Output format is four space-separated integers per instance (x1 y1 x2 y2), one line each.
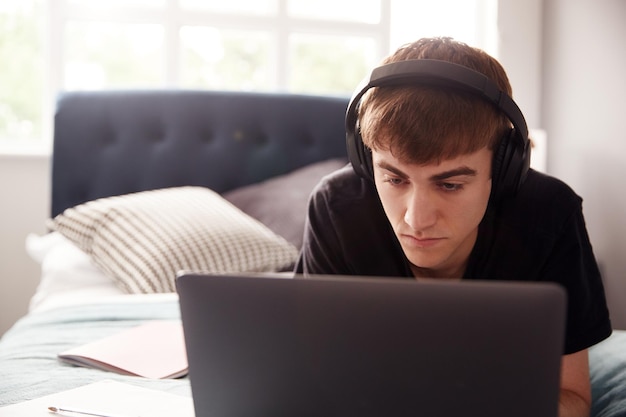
371 146 493 279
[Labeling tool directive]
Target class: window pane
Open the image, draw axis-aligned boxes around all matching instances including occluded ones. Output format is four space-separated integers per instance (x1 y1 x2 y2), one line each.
67 0 166 8
180 0 277 15
180 26 273 91
289 34 377 95
64 22 164 89
390 0 479 49
288 0 380 23
0 0 44 141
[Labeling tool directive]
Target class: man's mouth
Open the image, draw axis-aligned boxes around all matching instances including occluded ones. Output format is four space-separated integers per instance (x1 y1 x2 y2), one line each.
400 234 445 248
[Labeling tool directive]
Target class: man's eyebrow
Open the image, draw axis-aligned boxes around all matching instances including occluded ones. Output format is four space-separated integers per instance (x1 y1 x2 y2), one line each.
376 161 409 178
377 161 477 181
430 167 477 181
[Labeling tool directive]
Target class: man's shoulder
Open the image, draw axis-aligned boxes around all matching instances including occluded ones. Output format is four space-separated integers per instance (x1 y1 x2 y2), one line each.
307 163 387 229
312 163 378 204
495 169 583 233
317 163 365 186
514 169 582 209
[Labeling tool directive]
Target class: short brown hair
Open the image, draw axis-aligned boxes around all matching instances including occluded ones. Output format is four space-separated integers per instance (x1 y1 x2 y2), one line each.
358 37 513 164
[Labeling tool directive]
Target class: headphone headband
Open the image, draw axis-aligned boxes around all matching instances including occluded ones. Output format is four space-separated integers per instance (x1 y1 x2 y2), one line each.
345 59 530 198
346 59 528 145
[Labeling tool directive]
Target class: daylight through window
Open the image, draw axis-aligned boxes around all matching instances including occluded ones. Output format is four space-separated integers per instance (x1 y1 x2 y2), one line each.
0 0 497 146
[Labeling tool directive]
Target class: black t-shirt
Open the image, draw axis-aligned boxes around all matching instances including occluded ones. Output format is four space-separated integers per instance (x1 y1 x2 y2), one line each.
296 164 612 354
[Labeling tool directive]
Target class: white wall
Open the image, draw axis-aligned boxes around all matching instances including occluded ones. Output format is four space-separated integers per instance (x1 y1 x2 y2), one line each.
0 154 49 336
497 0 626 329
496 0 543 129
542 0 626 329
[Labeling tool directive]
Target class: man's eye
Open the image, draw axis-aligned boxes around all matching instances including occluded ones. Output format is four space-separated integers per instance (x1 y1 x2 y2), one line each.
385 177 405 186
439 182 463 192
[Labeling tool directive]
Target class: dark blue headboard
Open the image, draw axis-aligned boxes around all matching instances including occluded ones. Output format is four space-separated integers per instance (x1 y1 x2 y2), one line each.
51 90 349 217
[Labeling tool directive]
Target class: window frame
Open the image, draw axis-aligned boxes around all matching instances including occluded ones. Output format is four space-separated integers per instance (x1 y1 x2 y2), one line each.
2 0 497 151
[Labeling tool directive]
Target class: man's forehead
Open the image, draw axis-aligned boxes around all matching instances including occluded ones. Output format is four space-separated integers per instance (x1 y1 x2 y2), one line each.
373 146 492 166
372 147 493 177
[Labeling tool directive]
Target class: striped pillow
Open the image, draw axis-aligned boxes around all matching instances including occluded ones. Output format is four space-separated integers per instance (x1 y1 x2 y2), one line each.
49 187 298 293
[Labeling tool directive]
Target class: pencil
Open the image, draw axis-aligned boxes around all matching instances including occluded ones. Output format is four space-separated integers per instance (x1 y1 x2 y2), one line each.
48 405 130 417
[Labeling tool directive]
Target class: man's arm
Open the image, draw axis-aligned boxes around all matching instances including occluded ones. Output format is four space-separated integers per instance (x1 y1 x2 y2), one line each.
559 349 591 417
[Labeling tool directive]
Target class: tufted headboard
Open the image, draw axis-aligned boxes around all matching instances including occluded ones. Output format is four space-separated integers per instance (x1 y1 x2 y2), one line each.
51 90 349 217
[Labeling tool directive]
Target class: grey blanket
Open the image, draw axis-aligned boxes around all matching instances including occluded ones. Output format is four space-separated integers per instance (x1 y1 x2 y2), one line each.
0 300 191 406
590 330 626 417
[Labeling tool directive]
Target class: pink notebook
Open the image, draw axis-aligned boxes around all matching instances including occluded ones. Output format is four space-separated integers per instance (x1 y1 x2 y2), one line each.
58 320 188 379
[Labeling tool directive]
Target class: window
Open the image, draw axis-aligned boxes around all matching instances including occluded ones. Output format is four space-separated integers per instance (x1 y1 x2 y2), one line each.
179 26 273 91
64 21 166 89
0 0 496 147
0 0 45 142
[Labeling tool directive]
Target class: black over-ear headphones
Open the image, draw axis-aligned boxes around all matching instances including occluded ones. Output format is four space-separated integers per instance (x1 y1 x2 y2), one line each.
345 59 531 199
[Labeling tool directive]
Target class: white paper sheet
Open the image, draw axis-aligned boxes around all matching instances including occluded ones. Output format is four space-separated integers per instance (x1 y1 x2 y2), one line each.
0 379 194 417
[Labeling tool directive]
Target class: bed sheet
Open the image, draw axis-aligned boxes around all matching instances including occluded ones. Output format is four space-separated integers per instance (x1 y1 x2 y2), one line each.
0 234 186 407
590 329 626 417
0 298 189 407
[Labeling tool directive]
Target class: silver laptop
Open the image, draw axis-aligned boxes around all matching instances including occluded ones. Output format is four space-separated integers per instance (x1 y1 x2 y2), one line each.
176 273 566 417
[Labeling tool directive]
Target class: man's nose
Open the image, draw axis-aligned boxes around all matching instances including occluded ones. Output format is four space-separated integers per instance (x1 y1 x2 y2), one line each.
404 188 438 232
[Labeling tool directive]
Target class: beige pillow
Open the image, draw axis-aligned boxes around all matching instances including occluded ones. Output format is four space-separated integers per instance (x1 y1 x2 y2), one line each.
224 158 347 248
49 186 298 293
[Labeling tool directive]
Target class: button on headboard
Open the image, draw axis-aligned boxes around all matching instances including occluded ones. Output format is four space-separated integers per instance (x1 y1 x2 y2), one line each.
51 90 349 217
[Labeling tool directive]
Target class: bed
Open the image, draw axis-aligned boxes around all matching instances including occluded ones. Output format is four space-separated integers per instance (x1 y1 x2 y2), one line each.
0 90 348 405
0 90 625 417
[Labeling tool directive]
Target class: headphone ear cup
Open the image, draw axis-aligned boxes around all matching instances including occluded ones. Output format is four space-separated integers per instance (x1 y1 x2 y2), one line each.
492 129 530 199
491 130 510 197
356 127 374 180
346 118 374 181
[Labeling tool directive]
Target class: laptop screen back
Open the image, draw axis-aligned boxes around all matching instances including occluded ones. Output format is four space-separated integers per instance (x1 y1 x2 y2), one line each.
177 273 566 417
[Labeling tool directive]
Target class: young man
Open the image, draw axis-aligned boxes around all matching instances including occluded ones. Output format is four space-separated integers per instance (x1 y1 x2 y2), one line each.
295 37 612 417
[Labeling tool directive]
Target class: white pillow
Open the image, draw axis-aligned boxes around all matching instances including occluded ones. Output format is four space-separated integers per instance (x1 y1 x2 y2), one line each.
26 232 123 312
49 186 298 294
